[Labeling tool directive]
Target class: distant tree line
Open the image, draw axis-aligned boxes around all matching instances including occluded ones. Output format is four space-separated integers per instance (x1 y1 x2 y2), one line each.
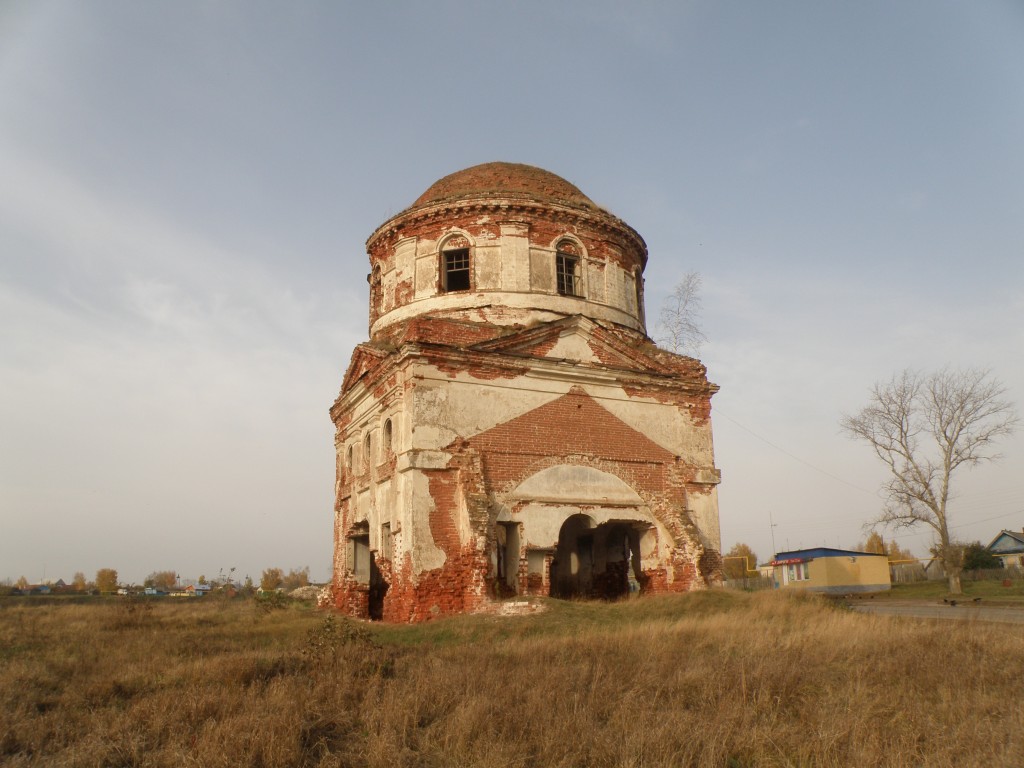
3 565 319 597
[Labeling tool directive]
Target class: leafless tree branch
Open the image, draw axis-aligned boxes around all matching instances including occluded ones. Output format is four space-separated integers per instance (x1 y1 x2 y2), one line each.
840 367 1018 594
657 272 707 356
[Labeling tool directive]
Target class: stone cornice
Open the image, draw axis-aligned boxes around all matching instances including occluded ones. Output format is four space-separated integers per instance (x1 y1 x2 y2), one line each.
366 197 648 267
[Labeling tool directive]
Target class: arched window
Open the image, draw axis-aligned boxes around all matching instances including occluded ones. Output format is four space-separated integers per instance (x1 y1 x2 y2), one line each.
363 432 373 472
370 264 382 304
345 444 354 474
441 235 471 292
633 267 645 321
382 418 393 454
555 240 582 297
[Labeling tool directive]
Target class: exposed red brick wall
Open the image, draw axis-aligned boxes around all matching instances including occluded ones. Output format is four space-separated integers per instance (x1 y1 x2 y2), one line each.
396 316 507 348
461 387 674 488
331 165 721 622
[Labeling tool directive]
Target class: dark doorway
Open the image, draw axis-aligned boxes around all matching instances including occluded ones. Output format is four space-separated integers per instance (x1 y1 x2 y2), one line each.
495 522 520 596
550 515 643 600
368 552 388 620
551 514 595 598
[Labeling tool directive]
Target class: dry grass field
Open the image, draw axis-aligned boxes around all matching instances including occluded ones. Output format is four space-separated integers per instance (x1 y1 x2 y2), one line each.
2 590 1022 767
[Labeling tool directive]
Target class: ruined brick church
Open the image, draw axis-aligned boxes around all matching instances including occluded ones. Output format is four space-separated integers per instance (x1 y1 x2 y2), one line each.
329 162 722 622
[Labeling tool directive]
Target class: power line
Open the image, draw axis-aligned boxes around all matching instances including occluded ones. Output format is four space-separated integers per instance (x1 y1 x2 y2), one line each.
715 407 877 495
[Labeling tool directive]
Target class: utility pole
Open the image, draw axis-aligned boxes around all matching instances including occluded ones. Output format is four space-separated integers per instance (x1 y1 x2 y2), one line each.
769 512 778 557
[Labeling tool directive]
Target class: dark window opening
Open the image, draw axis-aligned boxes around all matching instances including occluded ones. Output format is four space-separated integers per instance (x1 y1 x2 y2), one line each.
443 248 471 292
556 252 581 297
380 523 392 561
350 535 371 584
495 522 520 593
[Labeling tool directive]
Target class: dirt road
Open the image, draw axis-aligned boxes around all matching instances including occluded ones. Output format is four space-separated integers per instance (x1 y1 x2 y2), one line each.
849 599 1024 625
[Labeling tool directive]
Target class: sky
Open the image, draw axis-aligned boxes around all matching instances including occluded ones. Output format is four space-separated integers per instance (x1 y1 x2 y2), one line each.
2 1 1022 586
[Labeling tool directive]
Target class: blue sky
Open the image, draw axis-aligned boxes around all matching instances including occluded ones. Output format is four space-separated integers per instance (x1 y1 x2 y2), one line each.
2 1 1022 585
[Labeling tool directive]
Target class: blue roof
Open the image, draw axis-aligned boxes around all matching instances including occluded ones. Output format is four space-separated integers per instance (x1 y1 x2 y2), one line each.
774 547 886 561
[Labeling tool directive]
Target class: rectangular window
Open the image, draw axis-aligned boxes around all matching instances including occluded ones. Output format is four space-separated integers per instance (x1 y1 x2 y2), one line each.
556 252 581 297
787 562 809 582
350 535 371 584
443 248 471 292
380 523 392 561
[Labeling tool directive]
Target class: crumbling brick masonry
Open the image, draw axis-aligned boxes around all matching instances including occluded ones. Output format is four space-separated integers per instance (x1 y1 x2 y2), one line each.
329 162 722 622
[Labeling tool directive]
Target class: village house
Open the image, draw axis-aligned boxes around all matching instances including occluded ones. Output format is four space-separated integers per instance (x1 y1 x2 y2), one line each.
769 548 891 594
328 162 723 622
986 529 1024 569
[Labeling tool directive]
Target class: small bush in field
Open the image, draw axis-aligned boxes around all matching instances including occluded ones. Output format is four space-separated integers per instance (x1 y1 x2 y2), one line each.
303 614 394 680
253 589 289 613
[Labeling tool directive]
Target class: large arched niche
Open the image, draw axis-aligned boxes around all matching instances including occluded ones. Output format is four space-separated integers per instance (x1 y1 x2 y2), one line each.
511 464 644 505
493 464 673 599
503 464 663 546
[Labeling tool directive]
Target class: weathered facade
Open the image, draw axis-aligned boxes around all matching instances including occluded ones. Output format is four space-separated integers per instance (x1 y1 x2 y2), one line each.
329 162 722 622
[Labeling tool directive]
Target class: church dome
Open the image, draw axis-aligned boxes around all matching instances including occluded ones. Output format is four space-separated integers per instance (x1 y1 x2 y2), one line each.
409 162 598 213
365 162 649 339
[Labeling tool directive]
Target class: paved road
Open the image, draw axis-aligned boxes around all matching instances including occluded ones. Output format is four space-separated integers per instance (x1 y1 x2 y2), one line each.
849 599 1024 625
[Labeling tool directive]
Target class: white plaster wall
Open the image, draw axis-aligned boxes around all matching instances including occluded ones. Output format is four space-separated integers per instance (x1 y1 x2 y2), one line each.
511 465 644 505
595 390 716 465
586 260 606 303
392 237 417 310
374 477 395 529
474 244 501 291
414 253 437 299
529 247 555 292
688 486 722 551
371 225 647 335
409 370 561 449
406 470 446 574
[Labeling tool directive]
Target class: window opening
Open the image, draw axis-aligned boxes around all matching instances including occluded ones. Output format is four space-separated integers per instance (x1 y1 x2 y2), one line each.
382 418 393 454
380 523 392 561
495 522 520 592
442 248 470 292
363 432 373 472
350 535 370 584
556 249 582 297
786 562 809 583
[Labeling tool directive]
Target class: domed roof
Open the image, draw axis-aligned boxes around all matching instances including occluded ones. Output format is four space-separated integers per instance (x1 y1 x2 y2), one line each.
411 162 597 212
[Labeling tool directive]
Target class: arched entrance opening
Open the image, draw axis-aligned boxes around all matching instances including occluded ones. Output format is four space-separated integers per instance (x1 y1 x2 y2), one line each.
550 514 644 600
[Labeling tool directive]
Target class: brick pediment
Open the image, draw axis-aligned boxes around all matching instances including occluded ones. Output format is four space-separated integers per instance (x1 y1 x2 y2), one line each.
339 344 390 395
458 386 676 490
469 316 674 374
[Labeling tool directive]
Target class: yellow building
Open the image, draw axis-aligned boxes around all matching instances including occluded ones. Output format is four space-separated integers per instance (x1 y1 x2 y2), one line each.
770 548 891 594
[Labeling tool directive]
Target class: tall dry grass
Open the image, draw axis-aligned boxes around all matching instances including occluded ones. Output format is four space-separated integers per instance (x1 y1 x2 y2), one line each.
1 591 1022 767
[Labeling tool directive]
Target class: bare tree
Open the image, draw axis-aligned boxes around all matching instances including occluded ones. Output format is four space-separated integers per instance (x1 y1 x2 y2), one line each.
841 368 1018 594
657 271 707 356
